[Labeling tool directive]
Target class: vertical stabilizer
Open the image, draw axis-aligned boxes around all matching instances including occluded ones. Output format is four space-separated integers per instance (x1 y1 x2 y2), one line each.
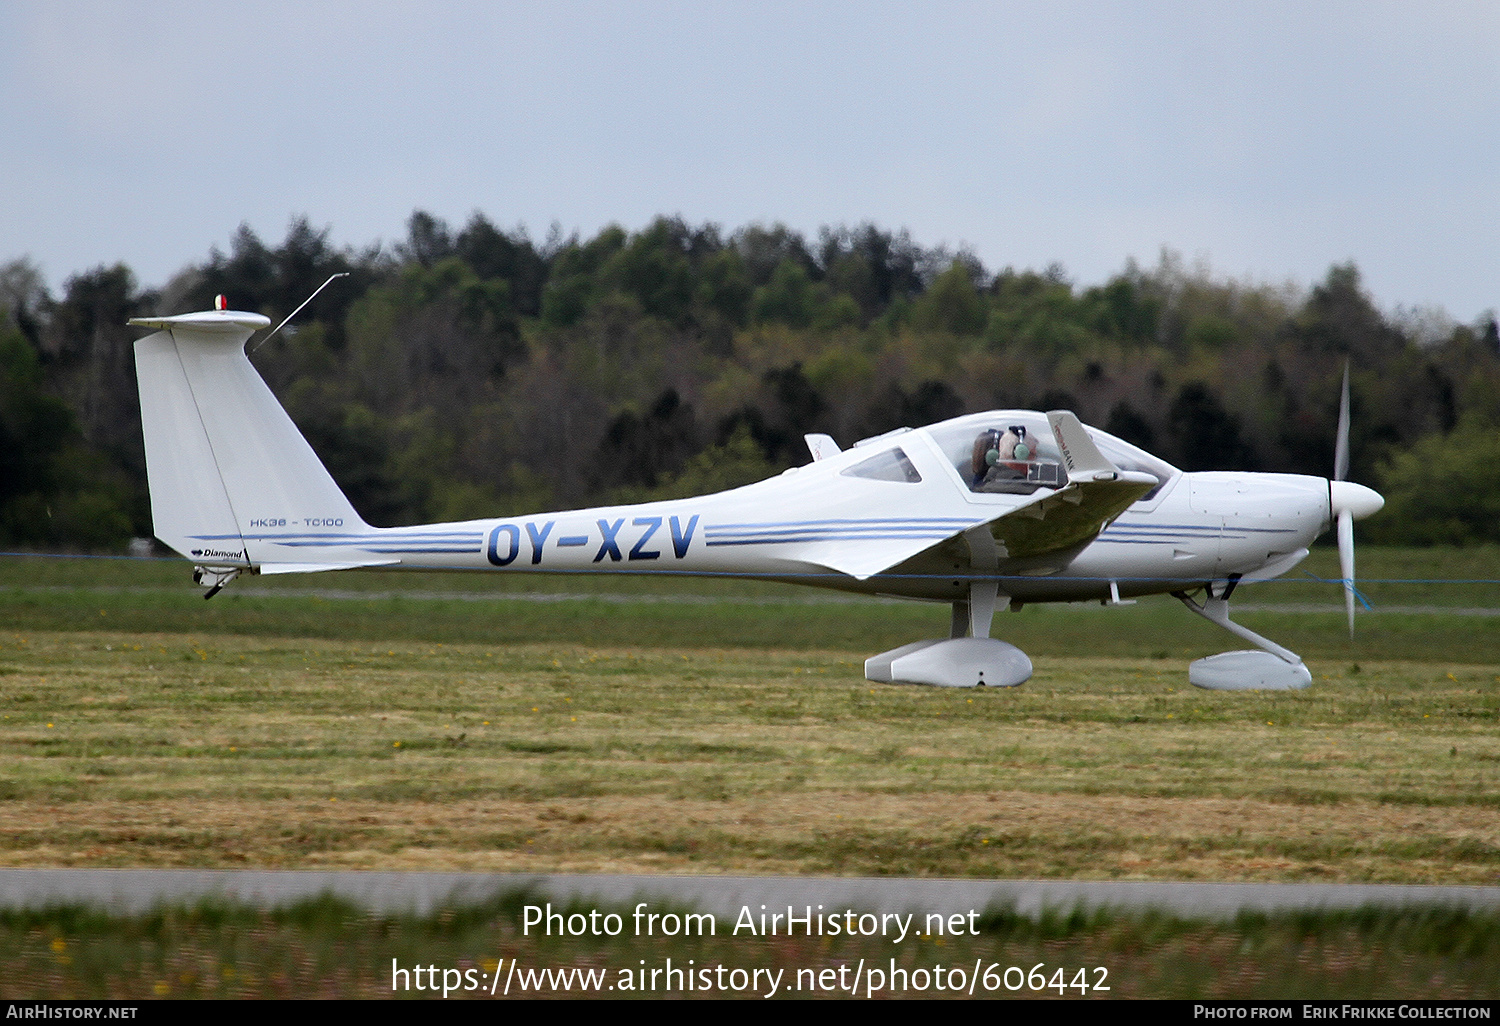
131 309 378 571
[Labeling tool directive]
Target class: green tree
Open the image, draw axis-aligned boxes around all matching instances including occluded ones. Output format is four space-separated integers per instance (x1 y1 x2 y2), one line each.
0 320 73 509
597 217 697 324
694 248 753 329
1168 381 1256 471
733 223 817 289
1371 420 1500 545
0 317 132 547
911 259 987 335
540 226 626 327
455 213 547 316
645 423 776 499
818 223 925 319
751 259 817 327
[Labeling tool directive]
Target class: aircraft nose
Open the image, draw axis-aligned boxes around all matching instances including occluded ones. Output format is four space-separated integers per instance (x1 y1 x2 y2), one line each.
1329 480 1384 521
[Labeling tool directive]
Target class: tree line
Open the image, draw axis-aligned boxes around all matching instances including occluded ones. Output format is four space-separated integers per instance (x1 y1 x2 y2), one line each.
3 213 1498 550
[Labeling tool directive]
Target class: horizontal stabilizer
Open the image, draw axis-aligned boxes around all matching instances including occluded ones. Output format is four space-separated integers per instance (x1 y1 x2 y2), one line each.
246 539 404 571
129 311 270 334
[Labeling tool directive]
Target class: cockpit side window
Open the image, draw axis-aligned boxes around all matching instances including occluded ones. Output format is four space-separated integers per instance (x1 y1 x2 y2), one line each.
841 446 923 483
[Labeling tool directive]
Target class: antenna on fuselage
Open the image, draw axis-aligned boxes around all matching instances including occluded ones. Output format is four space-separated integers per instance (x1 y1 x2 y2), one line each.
249 273 349 354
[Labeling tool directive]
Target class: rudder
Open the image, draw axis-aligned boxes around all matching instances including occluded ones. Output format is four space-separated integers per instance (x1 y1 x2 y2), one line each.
131 308 387 575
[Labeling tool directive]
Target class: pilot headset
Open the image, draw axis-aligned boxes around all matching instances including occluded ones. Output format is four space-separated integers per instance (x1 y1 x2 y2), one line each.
982 428 1003 467
1009 425 1032 461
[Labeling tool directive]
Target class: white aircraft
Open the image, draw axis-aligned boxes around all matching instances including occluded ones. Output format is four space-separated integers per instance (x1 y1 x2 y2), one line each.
129 302 1383 691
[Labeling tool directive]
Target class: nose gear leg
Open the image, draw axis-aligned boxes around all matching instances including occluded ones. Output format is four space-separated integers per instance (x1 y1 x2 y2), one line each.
1173 574 1311 690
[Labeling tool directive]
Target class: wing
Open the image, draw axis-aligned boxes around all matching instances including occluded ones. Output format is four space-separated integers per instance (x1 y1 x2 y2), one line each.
976 467 1157 561
794 412 1158 580
983 409 1160 559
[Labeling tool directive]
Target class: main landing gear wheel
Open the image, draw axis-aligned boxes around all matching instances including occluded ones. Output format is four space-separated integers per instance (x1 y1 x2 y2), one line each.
865 574 1033 688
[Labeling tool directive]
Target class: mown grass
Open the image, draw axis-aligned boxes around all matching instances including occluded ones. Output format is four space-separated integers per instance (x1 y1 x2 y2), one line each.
3 894 1497 999
2 549 1498 999
0 625 1496 880
4 547 1500 661
0 549 1497 882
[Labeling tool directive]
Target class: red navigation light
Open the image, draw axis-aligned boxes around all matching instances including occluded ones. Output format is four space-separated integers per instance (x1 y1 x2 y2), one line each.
215 294 227 311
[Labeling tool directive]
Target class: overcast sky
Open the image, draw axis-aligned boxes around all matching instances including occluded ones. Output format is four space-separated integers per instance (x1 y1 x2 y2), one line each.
3 1 1496 321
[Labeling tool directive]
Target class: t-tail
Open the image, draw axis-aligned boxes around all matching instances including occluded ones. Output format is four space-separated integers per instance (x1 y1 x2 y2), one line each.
131 305 396 595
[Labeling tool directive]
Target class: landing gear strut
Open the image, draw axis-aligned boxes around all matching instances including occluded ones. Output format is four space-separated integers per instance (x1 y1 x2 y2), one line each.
865 531 1033 688
1173 575 1311 690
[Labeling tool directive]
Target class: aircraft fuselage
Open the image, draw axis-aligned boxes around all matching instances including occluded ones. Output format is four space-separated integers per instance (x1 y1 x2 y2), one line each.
215 419 1333 606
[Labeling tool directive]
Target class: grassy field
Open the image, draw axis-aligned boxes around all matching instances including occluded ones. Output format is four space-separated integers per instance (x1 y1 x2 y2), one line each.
2 548 1498 999
6 545 1500 659
6 896 1499 999
0 548 1497 883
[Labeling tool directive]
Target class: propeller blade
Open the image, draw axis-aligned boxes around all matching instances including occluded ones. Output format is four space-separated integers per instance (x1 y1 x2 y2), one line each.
1334 361 1350 482
1338 508 1355 637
